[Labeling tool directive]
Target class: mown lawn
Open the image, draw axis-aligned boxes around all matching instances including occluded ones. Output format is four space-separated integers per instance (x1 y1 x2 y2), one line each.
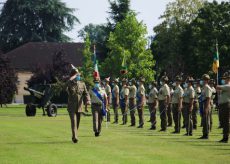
0 105 229 164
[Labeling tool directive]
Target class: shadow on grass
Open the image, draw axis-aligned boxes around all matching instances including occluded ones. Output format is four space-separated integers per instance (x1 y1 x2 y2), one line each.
6 141 71 145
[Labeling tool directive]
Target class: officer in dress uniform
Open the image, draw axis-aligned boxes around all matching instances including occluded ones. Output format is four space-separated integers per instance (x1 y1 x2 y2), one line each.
112 78 120 124
128 78 137 126
90 78 108 137
105 77 112 122
158 76 170 131
66 68 90 143
199 74 212 139
217 71 230 143
137 78 146 128
120 78 129 125
148 81 158 130
183 77 195 136
171 76 184 133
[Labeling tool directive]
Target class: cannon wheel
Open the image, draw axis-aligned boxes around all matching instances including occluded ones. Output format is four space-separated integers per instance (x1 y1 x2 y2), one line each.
46 104 57 117
25 104 36 116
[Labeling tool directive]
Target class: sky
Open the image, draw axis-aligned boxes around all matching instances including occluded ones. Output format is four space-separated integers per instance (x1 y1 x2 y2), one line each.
61 0 227 42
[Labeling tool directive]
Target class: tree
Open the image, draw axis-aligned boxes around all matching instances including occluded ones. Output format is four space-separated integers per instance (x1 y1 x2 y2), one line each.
0 54 17 107
0 0 79 53
151 0 205 79
28 49 70 87
80 34 94 88
108 0 131 26
187 1 230 76
78 23 109 61
101 13 155 82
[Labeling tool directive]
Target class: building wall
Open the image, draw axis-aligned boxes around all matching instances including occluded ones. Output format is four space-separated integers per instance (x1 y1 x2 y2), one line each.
14 71 33 104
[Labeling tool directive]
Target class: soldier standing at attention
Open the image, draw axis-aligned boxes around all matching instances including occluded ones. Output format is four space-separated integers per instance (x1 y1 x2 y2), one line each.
158 76 170 131
209 79 216 131
112 78 120 124
171 76 184 133
66 68 90 143
90 78 108 137
183 77 195 136
199 74 212 139
216 71 230 143
105 77 112 122
167 83 174 127
193 80 201 130
128 78 137 126
148 81 158 130
120 78 129 125
137 78 146 128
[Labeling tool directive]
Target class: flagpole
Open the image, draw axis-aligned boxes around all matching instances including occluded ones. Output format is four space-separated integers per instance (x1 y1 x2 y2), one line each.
216 39 220 127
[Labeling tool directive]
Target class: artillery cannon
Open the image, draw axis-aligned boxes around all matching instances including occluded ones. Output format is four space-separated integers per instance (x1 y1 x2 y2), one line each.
24 85 57 117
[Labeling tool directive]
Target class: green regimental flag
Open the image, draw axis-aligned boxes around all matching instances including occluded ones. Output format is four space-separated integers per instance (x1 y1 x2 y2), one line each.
120 51 128 75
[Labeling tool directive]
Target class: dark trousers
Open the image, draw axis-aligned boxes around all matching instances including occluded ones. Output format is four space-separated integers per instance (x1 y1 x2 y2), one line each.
112 98 119 123
159 100 167 130
182 104 186 127
202 106 211 136
172 104 181 132
192 101 199 128
219 102 230 138
167 104 173 126
68 111 81 139
120 100 128 124
107 104 111 122
184 103 193 134
148 103 157 127
92 104 103 133
137 105 144 126
129 98 136 125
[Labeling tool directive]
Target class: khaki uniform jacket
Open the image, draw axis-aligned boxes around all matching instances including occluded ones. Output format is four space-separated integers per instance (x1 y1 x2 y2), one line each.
66 80 89 113
201 84 212 102
158 84 170 101
172 85 184 104
183 86 195 103
105 84 112 103
129 85 137 99
112 85 119 99
137 84 146 104
148 87 158 103
218 85 230 104
120 86 129 100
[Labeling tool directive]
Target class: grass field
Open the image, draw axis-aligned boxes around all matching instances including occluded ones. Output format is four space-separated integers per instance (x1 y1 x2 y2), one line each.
0 105 229 164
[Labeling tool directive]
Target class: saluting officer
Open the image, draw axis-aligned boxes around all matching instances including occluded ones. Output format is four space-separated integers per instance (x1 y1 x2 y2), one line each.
183 77 195 136
158 76 170 131
171 76 184 133
66 68 90 143
148 81 158 130
217 71 230 143
112 78 120 124
90 78 108 137
129 78 137 126
199 74 212 139
137 78 146 128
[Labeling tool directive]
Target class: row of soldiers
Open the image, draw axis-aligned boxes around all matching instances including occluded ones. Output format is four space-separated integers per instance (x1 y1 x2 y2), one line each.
65 67 230 144
101 72 230 143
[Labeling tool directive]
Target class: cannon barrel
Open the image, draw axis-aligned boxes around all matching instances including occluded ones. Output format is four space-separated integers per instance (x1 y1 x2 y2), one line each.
24 87 45 97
